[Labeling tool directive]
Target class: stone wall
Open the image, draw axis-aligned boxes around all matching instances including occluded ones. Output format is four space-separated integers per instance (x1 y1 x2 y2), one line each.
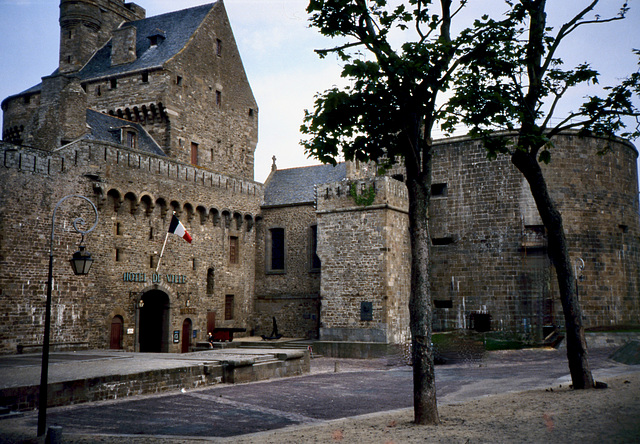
0 350 309 411
163 1 258 179
2 2 258 180
253 204 321 339
0 140 262 354
428 134 640 338
316 176 410 344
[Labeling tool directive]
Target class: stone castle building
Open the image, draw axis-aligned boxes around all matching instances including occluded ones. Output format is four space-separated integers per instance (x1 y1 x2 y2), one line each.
1 1 638 356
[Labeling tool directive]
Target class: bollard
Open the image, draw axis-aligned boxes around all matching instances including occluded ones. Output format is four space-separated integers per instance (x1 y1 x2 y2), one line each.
46 425 63 444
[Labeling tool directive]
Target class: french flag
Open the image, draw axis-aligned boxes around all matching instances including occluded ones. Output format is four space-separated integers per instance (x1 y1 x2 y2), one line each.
168 214 192 243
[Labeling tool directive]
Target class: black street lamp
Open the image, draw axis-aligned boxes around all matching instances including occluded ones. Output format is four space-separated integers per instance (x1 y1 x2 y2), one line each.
69 245 94 276
37 195 98 437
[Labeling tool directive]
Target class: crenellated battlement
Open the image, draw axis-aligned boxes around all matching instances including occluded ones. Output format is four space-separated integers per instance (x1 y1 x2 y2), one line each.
0 141 263 198
316 176 408 214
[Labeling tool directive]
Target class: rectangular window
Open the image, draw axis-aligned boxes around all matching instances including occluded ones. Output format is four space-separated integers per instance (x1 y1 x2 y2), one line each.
206 268 215 294
110 78 117 89
125 130 137 149
310 225 321 271
176 75 183 86
229 236 239 264
216 39 222 57
115 222 122 236
269 228 285 272
215 90 222 107
141 72 149 83
191 142 199 166
434 299 453 309
432 236 455 246
431 183 448 197
115 248 121 262
224 295 234 320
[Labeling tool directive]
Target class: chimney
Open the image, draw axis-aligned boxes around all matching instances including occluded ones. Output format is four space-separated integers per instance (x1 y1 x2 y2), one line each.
111 26 137 66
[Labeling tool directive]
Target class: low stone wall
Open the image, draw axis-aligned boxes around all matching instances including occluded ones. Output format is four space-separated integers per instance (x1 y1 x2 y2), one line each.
584 332 640 348
313 341 401 359
0 350 309 412
222 351 310 384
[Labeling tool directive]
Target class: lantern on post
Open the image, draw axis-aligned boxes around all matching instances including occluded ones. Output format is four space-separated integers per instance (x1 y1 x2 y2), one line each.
38 195 99 437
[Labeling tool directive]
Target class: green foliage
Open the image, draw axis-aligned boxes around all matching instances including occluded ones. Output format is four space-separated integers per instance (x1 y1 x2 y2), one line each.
301 0 479 171
447 0 640 161
349 182 376 206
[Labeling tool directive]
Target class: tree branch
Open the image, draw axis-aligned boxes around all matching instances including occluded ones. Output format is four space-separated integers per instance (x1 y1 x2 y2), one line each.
547 109 640 139
542 1 626 76
541 85 568 129
315 41 366 57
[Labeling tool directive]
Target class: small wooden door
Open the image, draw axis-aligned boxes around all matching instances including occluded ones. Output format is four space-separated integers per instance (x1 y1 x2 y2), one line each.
207 311 216 336
110 316 123 349
181 318 192 353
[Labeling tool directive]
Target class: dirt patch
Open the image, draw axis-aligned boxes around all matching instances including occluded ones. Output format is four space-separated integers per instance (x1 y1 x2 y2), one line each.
229 372 640 444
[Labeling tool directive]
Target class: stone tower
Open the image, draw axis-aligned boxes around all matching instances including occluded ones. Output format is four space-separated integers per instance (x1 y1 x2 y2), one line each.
58 0 146 74
315 176 411 356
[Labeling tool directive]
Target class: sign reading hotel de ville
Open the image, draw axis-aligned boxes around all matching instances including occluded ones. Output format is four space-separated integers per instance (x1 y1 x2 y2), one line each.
123 272 187 284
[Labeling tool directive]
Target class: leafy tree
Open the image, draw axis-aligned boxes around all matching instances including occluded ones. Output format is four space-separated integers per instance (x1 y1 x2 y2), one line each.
446 0 640 389
301 0 490 424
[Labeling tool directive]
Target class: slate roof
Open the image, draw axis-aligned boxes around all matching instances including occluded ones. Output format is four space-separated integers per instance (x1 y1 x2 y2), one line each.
263 163 347 206
79 3 215 80
83 109 165 156
2 3 216 105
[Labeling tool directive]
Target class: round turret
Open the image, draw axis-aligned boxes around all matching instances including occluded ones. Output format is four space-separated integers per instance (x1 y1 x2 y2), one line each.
59 0 103 73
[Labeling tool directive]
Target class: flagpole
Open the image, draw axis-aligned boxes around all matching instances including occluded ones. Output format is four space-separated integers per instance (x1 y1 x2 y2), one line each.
156 231 169 273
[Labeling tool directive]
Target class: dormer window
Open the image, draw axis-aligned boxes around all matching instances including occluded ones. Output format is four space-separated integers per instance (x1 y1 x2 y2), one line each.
148 31 166 47
122 127 138 149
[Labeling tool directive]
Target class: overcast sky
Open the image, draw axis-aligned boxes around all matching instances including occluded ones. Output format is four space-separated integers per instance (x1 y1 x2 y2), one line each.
0 0 638 183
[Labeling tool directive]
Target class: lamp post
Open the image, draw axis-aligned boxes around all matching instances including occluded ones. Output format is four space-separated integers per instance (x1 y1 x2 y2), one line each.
37 195 98 437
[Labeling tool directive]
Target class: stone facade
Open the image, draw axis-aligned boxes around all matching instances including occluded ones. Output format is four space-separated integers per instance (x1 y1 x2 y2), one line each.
0 140 261 354
253 204 321 339
2 1 257 180
428 134 640 339
1 1 639 357
316 177 410 344
0 1 261 355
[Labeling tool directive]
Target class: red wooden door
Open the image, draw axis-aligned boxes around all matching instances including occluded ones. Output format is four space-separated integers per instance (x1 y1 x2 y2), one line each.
207 311 216 336
181 318 192 353
110 316 123 349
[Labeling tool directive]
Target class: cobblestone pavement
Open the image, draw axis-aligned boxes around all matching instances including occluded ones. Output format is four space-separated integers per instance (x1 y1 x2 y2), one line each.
0 346 637 443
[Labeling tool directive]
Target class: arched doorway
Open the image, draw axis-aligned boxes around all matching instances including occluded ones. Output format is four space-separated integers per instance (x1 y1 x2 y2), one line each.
138 290 170 353
181 318 192 353
110 315 123 349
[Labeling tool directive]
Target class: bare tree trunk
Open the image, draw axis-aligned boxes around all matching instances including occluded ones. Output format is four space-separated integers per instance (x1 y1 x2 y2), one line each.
405 146 439 424
512 149 594 389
